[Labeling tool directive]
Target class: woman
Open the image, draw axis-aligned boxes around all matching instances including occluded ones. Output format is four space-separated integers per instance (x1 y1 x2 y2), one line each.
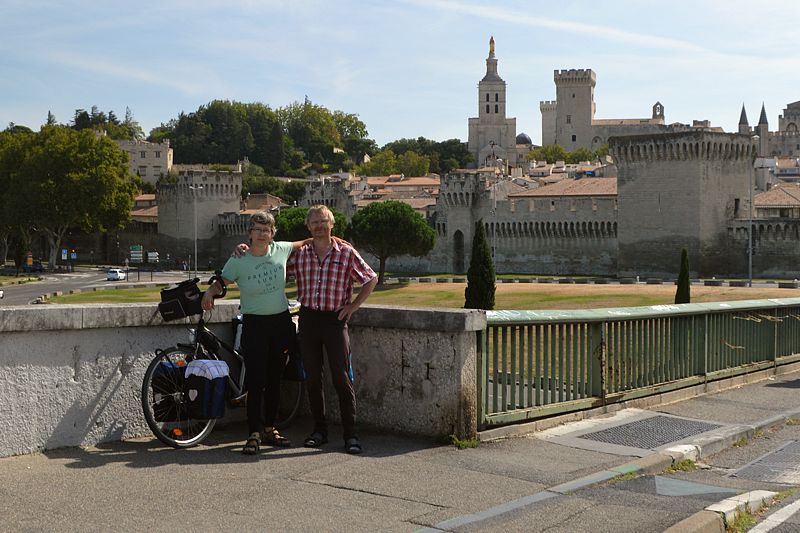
201 211 304 455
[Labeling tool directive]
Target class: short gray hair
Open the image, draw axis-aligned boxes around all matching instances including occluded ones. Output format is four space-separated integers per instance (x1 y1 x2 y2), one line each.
248 211 276 232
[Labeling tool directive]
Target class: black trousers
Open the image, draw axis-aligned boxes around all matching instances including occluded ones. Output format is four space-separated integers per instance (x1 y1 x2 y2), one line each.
241 311 295 434
298 307 356 440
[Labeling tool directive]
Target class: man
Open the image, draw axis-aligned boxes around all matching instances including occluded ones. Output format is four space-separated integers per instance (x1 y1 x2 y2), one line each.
290 205 377 454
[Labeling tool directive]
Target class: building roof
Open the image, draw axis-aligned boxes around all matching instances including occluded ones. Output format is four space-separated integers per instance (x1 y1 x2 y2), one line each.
131 205 158 220
755 184 800 207
739 104 749 126
135 193 156 201
759 103 769 125
510 177 617 198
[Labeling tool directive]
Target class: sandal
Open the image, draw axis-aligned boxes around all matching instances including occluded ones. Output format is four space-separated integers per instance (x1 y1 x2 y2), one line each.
263 427 291 448
303 431 328 448
345 436 362 455
242 432 260 455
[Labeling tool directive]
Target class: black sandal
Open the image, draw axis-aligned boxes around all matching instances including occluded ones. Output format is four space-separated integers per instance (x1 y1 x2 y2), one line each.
263 428 291 448
345 437 362 455
242 432 260 455
303 432 328 448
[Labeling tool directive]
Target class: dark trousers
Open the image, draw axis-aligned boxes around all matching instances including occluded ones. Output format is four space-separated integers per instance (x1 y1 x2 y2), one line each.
298 307 356 440
241 311 295 434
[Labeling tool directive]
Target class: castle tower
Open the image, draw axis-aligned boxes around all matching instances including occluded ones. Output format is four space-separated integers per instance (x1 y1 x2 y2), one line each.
652 102 664 120
539 101 557 146
757 103 769 156
553 69 596 151
738 104 750 135
467 37 517 170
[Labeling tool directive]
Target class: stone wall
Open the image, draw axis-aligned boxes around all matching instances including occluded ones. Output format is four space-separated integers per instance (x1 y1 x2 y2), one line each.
0 302 485 457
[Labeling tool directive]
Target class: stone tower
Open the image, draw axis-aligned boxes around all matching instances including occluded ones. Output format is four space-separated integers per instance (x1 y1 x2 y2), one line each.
539 100 557 146
757 103 769 156
467 36 517 169
612 131 755 277
738 104 750 135
553 69 596 151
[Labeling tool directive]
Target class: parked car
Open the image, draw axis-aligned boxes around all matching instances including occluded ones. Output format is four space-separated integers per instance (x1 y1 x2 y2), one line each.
22 261 44 273
106 268 127 281
0 288 4 299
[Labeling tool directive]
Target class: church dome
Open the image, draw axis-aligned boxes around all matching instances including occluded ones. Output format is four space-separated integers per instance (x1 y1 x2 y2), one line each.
516 132 532 145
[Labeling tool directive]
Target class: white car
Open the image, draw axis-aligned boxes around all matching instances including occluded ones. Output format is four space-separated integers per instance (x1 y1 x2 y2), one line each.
0 288 4 299
106 268 127 281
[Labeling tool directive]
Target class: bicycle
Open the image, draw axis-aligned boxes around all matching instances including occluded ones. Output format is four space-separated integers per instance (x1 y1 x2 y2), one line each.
141 275 304 449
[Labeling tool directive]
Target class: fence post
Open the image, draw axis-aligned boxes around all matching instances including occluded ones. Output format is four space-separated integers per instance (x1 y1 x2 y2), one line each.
589 322 605 403
476 329 486 430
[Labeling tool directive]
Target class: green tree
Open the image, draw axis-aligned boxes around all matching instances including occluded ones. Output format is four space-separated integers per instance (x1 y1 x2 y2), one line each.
13 126 138 267
348 200 435 284
675 249 691 304
275 206 348 242
356 149 397 175
0 130 34 264
527 144 568 163
566 147 596 164
464 220 495 310
396 150 430 176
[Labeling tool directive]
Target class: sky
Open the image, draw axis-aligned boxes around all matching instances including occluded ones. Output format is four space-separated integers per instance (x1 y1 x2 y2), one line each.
2 0 800 147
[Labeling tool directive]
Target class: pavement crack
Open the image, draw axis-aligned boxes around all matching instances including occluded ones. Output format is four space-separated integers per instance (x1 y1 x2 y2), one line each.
291 477 448 509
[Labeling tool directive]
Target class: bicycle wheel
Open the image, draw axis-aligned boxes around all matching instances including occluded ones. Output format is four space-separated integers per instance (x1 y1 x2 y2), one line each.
274 380 304 430
141 347 216 448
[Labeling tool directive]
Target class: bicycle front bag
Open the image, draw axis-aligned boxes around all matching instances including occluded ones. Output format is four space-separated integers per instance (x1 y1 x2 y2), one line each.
185 359 229 419
158 278 203 321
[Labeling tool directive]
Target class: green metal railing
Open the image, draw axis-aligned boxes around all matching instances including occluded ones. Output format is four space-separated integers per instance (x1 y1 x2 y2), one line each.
479 298 800 428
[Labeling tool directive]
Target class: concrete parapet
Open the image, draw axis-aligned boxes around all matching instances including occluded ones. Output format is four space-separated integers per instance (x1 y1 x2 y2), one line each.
0 302 485 457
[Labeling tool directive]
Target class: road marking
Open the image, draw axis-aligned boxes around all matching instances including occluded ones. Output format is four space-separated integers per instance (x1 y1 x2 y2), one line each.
749 498 800 532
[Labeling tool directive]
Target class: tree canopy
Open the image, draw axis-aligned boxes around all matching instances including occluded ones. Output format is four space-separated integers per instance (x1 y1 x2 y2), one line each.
527 144 609 164
0 125 138 267
347 200 435 284
464 219 495 310
274 206 348 242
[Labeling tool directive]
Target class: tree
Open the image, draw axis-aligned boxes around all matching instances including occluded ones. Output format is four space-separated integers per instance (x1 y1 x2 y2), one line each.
528 144 568 163
348 200 435 284
12 126 138 268
356 149 397 176
675 249 691 304
275 206 348 242
464 220 495 310
395 150 429 176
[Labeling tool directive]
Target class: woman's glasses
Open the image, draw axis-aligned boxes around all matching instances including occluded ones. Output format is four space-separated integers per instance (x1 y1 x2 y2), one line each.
250 227 274 235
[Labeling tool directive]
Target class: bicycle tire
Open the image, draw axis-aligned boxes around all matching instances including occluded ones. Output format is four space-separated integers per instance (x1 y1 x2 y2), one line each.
141 347 216 448
274 380 304 430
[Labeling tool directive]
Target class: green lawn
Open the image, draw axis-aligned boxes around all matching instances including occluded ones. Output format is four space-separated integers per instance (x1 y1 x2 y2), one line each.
48 281 796 310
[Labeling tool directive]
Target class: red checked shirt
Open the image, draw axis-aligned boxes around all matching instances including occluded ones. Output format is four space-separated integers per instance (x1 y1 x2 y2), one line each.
287 241 376 312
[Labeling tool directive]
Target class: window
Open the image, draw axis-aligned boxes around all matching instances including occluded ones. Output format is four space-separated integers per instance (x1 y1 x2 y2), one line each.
486 104 490 113
137 166 147 176
140 151 146 159
486 93 489 102
155 151 161 158
495 93 498 102
572 135 577 142
572 93 575 98
566 115 572 124
495 104 498 113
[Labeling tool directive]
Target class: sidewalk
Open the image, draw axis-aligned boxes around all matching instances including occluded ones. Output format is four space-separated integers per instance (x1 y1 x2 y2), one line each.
3 371 800 532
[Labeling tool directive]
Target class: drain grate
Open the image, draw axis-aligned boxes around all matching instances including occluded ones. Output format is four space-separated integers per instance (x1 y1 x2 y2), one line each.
577 415 722 449
735 441 800 484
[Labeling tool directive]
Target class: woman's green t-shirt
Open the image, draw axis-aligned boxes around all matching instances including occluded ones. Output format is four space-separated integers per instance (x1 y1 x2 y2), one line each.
221 241 293 315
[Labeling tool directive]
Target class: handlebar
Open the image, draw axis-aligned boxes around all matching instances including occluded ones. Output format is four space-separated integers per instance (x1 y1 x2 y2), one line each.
207 270 227 299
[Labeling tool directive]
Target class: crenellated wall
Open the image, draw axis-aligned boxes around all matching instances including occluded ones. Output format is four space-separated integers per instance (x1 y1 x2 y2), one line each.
158 170 241 241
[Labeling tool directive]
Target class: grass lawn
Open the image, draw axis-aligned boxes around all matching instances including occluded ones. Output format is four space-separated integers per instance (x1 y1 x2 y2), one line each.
49 281 800 310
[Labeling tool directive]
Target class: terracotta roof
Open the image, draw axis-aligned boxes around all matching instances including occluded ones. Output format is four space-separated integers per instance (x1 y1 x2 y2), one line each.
354 198 436 210
755 184 800 207
135 193 156 201
131 205 158 218
510 177 617 198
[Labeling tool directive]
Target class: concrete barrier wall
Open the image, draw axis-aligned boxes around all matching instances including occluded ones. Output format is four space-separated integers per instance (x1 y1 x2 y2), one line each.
0 302 485 457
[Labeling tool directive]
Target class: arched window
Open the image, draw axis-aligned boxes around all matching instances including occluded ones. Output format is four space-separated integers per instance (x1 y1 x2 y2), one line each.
486 104 489 113
495 93 498 102
486 93 489 102
495 104 498 113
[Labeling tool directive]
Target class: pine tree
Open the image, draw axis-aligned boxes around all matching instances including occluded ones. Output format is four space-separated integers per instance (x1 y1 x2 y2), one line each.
675 248 690 304
465 219 496 310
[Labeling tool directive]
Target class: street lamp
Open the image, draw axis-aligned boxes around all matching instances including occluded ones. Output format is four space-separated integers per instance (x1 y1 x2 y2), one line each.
189 184 203 278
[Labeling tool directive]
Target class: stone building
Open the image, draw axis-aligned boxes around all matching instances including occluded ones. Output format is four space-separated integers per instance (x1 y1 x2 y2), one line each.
539 69 670 151
115 139 173 186
467 37 532 173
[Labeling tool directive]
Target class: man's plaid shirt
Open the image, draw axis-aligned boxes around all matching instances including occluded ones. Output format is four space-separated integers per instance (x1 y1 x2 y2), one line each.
287 241 376 312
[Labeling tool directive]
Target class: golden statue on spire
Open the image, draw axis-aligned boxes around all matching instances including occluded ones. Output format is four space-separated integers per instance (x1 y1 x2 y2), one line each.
489 35 495 55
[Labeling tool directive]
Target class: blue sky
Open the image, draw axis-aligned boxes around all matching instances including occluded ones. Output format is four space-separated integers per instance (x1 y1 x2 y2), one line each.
2 0 799 147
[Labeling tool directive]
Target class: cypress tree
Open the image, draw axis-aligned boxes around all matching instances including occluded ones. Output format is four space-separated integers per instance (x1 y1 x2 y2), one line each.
465 219 496 310
675 248 691 304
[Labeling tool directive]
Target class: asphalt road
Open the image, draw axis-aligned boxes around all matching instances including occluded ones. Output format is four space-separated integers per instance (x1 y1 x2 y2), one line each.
0 267 197 305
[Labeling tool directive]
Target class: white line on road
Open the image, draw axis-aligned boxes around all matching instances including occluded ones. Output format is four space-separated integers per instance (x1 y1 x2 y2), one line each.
749 498 800 532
